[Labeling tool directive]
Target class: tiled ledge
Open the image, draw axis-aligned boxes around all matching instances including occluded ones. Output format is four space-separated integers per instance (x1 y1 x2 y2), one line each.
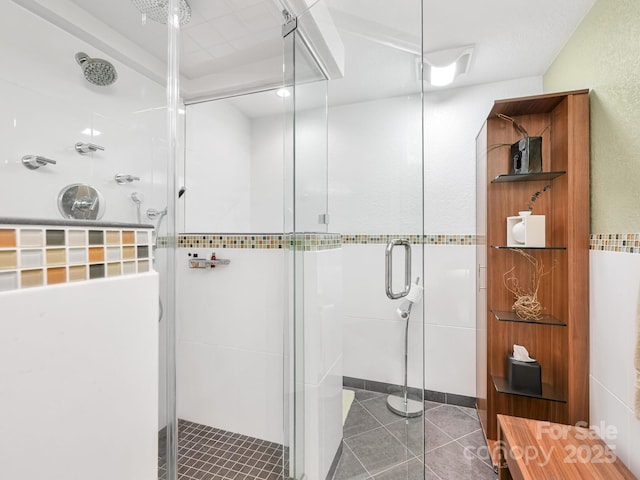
590 233 640 253
0 223 153 292
0 217 153 229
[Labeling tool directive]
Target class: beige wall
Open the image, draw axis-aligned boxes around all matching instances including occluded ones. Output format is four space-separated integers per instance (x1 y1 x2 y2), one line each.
544 0 640 233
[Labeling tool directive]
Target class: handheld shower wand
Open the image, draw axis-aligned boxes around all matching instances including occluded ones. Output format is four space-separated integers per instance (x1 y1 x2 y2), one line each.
131 192 144 223
387 277 424 418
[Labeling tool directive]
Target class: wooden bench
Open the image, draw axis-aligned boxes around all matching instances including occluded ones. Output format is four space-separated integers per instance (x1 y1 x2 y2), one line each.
497 414 636 480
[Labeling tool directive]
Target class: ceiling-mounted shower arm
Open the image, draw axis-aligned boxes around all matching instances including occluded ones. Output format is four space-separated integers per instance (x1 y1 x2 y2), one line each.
75 142 105 154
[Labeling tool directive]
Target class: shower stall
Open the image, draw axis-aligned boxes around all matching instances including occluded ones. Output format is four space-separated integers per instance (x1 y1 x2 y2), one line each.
168 2 426 479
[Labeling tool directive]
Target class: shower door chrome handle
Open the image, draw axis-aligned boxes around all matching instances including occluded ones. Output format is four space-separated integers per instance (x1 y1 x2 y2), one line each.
385 239 412 300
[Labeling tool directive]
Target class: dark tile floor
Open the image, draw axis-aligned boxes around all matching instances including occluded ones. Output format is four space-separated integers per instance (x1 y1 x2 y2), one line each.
333 389 498 480
158 420 286 480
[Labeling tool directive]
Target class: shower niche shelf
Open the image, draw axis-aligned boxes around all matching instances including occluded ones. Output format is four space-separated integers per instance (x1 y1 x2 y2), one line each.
475 90 590 455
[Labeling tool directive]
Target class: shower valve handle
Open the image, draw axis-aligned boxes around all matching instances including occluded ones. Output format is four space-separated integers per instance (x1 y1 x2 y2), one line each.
22 155 57 170
115 174 141 184
75 142 105 154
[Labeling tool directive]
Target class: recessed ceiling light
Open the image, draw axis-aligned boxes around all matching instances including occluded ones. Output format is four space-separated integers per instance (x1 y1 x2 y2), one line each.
421 45 474 87
275 88 291 98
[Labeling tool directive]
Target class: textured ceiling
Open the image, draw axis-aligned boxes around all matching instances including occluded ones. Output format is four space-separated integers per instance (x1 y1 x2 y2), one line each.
65 0 596 110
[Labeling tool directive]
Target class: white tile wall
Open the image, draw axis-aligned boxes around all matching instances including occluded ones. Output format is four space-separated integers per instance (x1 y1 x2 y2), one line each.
328 96 423 234
0 2 168 224
250 115 285 232
425 324 476 397
303 248 343 480
589 249 640 475
304 248 343 386
176 247 285 443
341 243 478 396
184 101 252 232
0 273 159 480
424 245 475 328
423 76 542 234
304 356 343 480
177 340 284 443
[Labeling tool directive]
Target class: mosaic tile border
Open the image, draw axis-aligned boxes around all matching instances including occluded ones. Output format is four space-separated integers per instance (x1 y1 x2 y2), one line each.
342 234 477 245
177 233 342 251
590 233 640 253
0 224 153 292
172 233 477 250
179 234 286 250
289 233 342 251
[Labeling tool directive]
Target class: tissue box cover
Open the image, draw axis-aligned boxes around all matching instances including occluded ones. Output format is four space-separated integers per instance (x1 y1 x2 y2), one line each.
506 355 542 395
510 137 542 174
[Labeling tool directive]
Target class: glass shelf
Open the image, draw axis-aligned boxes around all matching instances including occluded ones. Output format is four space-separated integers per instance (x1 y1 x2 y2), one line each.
491 245 567 250
491 310 566 326
492 375 566 403
491 171 566 183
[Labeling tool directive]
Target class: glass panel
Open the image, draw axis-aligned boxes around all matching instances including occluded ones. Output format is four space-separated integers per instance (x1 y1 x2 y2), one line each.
321 1 425 479
178 88 289 478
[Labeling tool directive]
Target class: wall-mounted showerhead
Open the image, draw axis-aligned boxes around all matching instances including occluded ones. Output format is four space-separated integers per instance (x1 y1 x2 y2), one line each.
131 0 192 26
75 52 117 86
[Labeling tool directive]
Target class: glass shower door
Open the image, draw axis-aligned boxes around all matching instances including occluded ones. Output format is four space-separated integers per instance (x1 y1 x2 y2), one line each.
286 1 425 479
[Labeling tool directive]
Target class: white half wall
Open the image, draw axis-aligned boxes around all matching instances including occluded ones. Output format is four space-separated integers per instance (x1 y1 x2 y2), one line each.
589 250 640 476
304 248 343 480
0 273 159 480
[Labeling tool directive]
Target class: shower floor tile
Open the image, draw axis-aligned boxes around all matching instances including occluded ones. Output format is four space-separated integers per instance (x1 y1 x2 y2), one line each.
334 389 498 480
158 419 287 480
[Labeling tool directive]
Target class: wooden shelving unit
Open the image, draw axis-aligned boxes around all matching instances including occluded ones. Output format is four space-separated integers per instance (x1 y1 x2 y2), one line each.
475 90 590 450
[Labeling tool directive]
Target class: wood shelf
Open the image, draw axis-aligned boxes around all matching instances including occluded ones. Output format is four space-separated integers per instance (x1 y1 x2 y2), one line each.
491 171 566 183
491 310 566 326
476 89 590 442
492 375 566 403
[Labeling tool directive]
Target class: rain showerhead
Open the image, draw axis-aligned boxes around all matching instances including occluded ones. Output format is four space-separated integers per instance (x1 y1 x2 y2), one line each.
75 52 117 86
131 0 192 26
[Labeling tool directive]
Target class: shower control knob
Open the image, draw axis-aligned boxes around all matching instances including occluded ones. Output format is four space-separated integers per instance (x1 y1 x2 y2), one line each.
75 142 105 154
22 155 57 170
115 174 141 184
